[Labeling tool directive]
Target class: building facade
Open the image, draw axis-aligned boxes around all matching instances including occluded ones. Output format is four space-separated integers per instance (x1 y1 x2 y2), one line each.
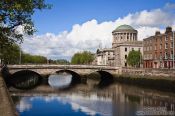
96 48 114 66
112 25 143 67
96 24 143 67
143 27 175 68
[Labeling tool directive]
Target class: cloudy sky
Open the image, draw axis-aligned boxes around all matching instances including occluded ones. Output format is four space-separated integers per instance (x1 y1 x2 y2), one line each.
21 0 175 60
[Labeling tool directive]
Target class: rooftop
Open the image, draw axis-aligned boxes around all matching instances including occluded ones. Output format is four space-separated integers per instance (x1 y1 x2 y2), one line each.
113 24 136 32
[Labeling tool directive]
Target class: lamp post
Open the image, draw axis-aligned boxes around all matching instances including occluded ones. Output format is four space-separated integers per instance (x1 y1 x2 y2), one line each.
19 44 22 64
173 31 175 69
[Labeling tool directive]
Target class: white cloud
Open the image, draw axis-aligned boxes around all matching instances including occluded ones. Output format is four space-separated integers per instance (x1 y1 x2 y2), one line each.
22 3 175 60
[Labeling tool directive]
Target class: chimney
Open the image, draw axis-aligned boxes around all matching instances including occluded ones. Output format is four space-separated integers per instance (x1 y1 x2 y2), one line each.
155 31 160 36
165 26 172 34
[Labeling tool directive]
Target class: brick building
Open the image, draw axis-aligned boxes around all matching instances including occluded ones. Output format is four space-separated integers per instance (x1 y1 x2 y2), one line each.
143 27 175 68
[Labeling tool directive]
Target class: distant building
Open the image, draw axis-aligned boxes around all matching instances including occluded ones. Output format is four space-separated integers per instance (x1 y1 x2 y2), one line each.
143 27 175 68
96 48 114 66
95 24 143 67
112 25 143 67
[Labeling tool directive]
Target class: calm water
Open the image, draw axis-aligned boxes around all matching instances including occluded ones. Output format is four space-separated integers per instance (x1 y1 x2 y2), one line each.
10 74 175 116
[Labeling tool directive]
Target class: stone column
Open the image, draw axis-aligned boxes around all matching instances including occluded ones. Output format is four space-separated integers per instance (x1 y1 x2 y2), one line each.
130 33 132 41
120 33 123 42
127 33 129 41
133 33 135 41
118 33 120 42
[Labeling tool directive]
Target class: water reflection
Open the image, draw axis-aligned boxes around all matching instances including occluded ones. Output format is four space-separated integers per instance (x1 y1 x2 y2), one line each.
11 79 175 116
48 73 72 89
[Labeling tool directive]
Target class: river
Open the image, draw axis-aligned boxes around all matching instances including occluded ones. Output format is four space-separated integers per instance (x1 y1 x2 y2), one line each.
10 73 175 116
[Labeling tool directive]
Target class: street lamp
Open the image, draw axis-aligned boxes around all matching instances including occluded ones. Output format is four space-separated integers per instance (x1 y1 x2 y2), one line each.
173 31 175 69
19 43 22 64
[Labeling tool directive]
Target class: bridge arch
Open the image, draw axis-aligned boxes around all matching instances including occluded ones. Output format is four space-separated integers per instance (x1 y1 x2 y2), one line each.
11 70 42 89
96 70 113 80
55 69 81 85
88 70 114 88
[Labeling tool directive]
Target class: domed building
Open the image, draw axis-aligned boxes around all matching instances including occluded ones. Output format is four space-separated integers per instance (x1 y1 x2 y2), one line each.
95 24 143 67
112 24 138 47
112 24 143 67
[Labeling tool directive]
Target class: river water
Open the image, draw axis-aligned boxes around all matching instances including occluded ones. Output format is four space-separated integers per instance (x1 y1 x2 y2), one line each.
10 74 175 116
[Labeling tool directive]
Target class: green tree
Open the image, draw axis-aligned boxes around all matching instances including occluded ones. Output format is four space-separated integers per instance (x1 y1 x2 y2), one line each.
0 43 21 64
127 50 141 67
0 0 51 45
21 53 47 64
71 51 95 65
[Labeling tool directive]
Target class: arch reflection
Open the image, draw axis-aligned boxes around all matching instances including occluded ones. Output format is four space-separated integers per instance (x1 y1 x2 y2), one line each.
48 72 72 89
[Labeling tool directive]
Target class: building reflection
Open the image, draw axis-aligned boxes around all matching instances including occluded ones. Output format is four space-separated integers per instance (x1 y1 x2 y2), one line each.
11 79 175 116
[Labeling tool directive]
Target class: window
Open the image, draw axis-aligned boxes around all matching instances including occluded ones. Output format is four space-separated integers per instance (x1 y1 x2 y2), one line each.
165 35 168 41
160 37 162 43
125 62 127 67
171 42 173 48
154 45 157 50
165 43 168 49
125 55 127 59
165 52 168 59
170 51 173 59
150 46 152 51
125 47 127 52
155 53 157 59
160 44 162 49
160 52 162 59
150 54 152 59
170 35 173 40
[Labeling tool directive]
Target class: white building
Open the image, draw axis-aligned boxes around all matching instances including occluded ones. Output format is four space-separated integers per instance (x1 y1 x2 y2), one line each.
96 48 114 66
96 24 143 67
112 24 143 67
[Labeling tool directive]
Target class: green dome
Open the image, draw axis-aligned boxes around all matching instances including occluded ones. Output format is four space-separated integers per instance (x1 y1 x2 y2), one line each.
114 24 135 31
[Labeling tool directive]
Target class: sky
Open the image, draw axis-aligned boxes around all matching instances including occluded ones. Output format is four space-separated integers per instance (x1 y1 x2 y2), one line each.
21 0 175 60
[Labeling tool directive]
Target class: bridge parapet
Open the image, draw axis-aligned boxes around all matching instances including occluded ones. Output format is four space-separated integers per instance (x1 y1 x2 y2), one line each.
7 65 120 75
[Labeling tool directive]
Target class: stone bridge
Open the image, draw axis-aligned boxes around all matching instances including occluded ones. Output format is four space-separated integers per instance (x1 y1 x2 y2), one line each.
7 65 121 76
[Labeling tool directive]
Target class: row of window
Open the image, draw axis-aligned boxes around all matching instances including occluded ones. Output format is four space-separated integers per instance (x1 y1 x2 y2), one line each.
144 52 175 60
125 48 141 52
144 35 173 45
144 42 174 51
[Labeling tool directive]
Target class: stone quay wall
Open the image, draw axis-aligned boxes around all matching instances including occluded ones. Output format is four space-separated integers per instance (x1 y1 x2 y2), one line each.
121 68 175 78
0 75 18 116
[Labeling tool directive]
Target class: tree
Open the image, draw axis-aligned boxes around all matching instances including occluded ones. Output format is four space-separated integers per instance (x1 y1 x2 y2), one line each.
71 51 95 65
0 0 51 45
0 43 21 64
127 50 141 67
21 53 47 64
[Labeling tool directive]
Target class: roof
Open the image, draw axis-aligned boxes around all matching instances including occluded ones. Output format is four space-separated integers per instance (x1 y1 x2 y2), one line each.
113 24 136 32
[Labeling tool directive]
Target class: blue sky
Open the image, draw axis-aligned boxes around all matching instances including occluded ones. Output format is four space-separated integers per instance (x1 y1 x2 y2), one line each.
23 0 175 60
33 0 173 34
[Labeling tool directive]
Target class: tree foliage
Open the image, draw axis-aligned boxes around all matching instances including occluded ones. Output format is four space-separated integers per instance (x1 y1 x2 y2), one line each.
48 59 70 65
21 53 47 64
71 51 95 64
0 43 21 64
0 0 51 45
127 50 141 67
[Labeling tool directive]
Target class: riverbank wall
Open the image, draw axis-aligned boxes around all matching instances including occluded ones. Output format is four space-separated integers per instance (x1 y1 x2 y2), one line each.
113 68 175 93
0 74 18 116
121 68 175 77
